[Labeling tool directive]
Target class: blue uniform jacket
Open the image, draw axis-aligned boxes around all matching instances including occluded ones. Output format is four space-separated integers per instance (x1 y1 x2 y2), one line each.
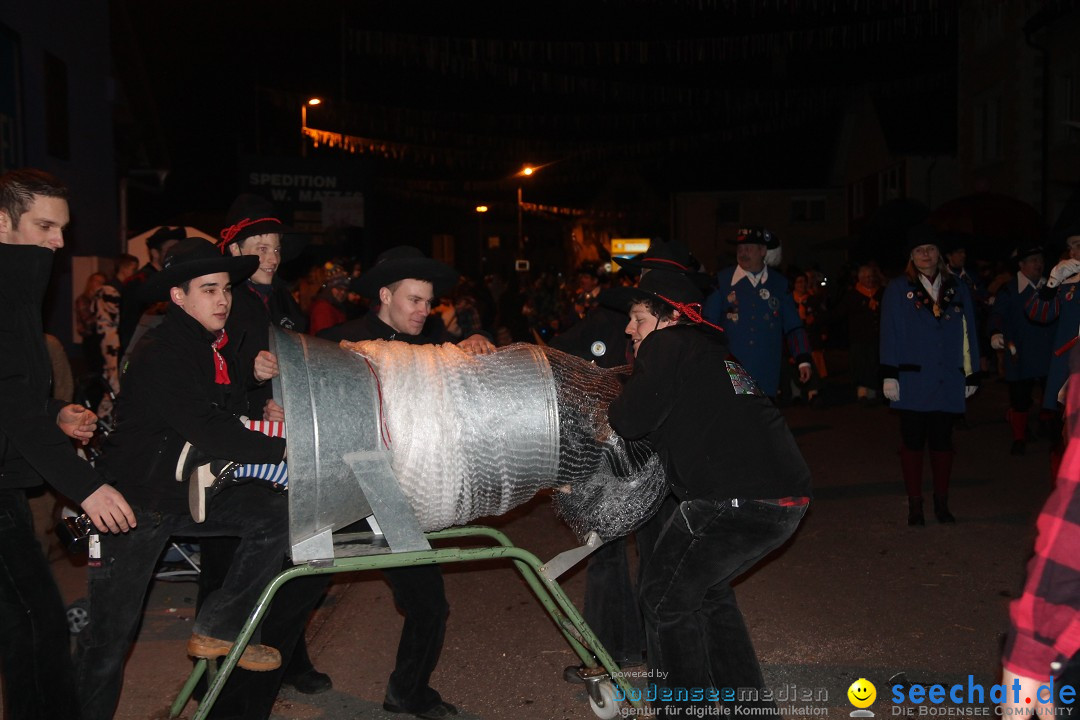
988 275 1057 382
1024 281 1080 410
703 266 811 397
880 273 980 414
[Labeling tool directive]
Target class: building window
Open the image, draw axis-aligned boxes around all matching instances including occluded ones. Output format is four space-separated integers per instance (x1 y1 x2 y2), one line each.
974 96 1002 165
878 166 902 202
43 51 69 161
714 198 740 224
790 196 826 223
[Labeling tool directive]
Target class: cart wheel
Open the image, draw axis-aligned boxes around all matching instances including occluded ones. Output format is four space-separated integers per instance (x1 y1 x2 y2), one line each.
67 598 90 635
588 680 622 719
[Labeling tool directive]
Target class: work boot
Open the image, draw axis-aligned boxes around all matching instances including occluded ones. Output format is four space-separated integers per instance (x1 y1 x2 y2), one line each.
907 497 925 527
933 494 955 524
187 633 281 671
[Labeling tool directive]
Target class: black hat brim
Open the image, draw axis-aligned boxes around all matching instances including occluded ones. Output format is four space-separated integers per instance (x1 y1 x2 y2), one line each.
355 258 459 299
141 256 259 302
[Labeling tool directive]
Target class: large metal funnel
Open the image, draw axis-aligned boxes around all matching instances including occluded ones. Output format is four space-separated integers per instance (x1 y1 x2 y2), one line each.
270 328 427 562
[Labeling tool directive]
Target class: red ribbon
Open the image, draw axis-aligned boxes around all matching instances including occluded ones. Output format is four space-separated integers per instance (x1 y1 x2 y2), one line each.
641 257 691 271
655 295 726 333
218 217 282 251
211 330 230 385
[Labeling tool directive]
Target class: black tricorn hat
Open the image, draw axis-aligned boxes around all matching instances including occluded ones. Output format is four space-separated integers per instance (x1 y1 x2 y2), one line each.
355 245 459 299
728 227 779 249
602 267 707 313
146 226 187 251
141 238 258 302
218 194 306 261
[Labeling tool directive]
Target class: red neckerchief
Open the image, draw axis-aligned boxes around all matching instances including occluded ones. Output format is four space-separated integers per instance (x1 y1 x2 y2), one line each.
655 295 725 333
211 330 230 385
854 282 879 311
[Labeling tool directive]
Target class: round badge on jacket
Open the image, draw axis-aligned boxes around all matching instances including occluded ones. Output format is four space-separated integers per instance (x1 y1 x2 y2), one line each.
590 341 607 357
759 288 771 300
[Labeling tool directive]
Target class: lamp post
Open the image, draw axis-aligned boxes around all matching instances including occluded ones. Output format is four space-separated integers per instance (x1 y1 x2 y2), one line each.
516 165 534 257
300 97 322 157
475 205 488 276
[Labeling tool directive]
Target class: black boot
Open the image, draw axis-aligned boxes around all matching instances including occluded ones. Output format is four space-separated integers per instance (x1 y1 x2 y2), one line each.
933 494 956 523
908 497 925 526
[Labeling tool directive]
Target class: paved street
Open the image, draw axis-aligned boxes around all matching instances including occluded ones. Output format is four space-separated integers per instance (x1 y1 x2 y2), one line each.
16 371 1052 719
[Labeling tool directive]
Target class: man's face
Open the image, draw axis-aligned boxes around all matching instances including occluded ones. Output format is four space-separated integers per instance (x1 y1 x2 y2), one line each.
857 267 877 289
910 244 940 275
1019 254 1044 282
170 272 232 332
945 248 966 269
0 195 69 250
1069 236 1080 261
149 238 180 270
379 278 434 335
625 302 676 356
231 233 281 285
735 243 767 273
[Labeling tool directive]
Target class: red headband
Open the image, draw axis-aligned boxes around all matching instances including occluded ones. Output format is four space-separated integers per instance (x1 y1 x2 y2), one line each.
655 294 725 333
218 217 282 250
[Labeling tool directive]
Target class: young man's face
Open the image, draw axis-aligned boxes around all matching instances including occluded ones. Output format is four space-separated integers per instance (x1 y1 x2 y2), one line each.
945 248 966 269
0 195 69 250
735 243 767 273
170 272 233 332
378 278 434 335
230 233 281 285
625 301 677 356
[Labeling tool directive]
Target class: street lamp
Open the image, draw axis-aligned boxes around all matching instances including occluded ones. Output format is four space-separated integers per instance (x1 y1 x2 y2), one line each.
475 205 489 275
300 97 322 156
516 165 536 256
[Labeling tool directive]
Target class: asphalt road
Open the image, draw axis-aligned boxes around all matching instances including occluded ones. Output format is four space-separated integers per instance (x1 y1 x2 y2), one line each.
16 373 1051 720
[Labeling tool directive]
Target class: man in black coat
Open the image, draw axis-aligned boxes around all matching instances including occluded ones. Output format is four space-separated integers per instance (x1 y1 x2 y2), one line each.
323 246 493 720
118 225 185 351
0 168 135 720
75 238 291 720
196 194 333 715
606 268 811 718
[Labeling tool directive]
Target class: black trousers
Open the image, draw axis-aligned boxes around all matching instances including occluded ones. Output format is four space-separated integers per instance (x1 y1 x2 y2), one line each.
0 488 81 720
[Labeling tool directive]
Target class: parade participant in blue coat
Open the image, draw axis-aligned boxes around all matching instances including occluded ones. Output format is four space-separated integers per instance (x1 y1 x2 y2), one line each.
1021 226 1080 476
881 224 980 526
703 227 812 398
988 244 1058 455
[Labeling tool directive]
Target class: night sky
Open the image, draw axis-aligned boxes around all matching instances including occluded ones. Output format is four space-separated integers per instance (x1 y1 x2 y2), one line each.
111 1 957 241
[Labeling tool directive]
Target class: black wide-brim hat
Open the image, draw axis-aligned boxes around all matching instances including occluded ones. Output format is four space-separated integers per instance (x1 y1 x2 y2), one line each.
355 245 459 299
603 268 707 313
616 240 712 293
219 193 306 261
141 238 259 302
906 223 941 254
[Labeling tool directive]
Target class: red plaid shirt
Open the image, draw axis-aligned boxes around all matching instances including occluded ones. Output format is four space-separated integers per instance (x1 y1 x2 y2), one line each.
1003 346 1080 680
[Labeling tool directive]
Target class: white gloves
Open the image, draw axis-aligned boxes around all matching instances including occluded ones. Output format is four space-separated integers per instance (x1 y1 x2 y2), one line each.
990 333 1005 351
965 385 977 399
1048 259 1080 288
883 378 899 402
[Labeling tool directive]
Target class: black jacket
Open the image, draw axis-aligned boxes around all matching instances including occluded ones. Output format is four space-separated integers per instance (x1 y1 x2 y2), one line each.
0 244 103 501
317 310 436 346
549 304 631 369
608 323 811 502
226 277 307 415
97 304 286 514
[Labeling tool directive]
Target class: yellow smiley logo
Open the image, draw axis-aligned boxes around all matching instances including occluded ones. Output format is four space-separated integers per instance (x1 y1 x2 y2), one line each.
848 678 877 709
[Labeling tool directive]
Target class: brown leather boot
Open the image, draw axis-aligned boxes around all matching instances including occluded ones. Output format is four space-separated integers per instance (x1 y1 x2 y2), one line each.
187 633 281 671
